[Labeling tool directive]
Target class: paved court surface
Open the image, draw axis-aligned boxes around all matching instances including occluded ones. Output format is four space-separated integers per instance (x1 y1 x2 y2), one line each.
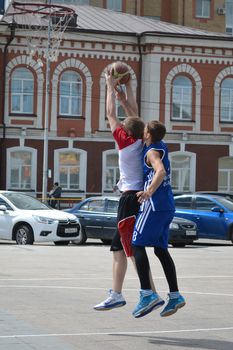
0 239 232 350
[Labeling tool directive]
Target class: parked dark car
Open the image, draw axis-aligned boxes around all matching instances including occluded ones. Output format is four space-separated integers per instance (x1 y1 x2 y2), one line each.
64 196 198 247
174 194 233 243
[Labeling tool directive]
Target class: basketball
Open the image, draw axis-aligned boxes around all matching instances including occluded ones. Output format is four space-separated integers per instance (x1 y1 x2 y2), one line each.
112 61 130 84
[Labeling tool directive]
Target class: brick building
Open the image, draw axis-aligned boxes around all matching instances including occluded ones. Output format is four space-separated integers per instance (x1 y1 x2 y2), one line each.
0 4 233 200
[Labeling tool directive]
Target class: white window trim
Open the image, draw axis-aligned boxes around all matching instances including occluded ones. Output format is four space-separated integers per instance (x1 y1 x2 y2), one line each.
52 59 92 134
5 56 44 128
218 156 233 192
214 66 233 132
169 151 196 193
165 64 202 132
196 0 211 18
59 71 82 117
102 149 119 193
11 68 34 114
54 148 87 191
6 146 37 191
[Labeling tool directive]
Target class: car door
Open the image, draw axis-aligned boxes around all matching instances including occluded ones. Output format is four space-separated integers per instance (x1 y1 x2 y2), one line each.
76 199 105 238
102 198 118 239
193 196 228 239
0 198 14 239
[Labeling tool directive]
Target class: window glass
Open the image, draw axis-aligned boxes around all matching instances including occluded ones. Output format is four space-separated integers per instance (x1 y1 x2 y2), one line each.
59 152 80 190
218 157 233 191
172 76 192 120
104 153 120 191
195 197 216 211
226 0 233 34
107 0 122 11
170 155 191 192
10 151 32 189
106 200 119 213
11 68 34 114
0 198 13 210
88 200 105 212
59 71 82 116
196 0 210 18
220 78 233 122
174 197 193 209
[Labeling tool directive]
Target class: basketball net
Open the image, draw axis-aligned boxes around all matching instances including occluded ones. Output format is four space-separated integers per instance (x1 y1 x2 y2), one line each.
10 1 76 66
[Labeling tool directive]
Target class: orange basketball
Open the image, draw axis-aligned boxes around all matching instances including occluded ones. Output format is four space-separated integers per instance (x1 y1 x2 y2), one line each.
112 61 130 84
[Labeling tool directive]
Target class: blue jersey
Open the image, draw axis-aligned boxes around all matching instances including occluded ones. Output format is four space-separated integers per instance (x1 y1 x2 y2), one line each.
142 141 175 212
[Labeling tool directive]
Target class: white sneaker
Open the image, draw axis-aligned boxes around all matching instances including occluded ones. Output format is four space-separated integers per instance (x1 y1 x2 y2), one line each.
94 289 126 311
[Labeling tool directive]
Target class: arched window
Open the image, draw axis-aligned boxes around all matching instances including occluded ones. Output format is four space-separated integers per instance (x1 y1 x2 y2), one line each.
170 152 196 193
218 157 233 191
54 149 87 191
103 151 120 192
59 71 82 117
11 68 34 114
172 76 192 121
220 78 233 122
7 147 37 190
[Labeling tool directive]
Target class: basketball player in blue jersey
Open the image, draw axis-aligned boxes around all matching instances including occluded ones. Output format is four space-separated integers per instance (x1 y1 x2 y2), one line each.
94 69 163 311
131 121 186 318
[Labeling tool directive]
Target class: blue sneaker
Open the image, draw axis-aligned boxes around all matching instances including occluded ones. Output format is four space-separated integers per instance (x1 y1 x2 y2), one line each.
160 295 186 317
94 289 126 311
132 292 165 318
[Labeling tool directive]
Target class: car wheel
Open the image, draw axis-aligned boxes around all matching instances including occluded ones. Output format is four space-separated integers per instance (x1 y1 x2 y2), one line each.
171 243 186 248
54 241 70 246
230 227 233 244
15 224 34 245
71 226 87 245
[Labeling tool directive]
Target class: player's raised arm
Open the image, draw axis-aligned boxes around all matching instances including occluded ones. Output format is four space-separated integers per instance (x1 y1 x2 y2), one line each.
105 70 121 133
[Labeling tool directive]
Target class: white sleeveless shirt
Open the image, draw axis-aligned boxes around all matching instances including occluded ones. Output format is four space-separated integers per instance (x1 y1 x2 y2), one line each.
113 126 143 192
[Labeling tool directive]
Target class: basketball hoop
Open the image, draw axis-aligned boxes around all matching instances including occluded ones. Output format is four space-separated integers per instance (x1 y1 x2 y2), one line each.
9 1 76 65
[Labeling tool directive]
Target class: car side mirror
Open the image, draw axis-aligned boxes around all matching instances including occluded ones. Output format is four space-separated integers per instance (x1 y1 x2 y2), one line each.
0 205 7 212
211 206 224 213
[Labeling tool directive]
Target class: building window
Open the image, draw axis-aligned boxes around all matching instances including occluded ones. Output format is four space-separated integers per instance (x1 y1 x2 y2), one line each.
218 157 233 192
51 0 89 4
103 151 120 192
54 149 87 191
107 0 122 12
220 78 233 122
59 70 82 117
226 0 233 34
195 0 211 18
11 68 34 114
7 148 37 190
170 152 196 193
172 76 192 120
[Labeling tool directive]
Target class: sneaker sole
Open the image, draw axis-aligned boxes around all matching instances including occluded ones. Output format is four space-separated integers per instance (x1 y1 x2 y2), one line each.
160 301 186 317
134 299 165 318
94 301 126 311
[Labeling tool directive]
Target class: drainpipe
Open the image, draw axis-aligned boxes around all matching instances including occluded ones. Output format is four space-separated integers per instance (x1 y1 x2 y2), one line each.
136 33 142 117
2 23 15 139
1 23 16 187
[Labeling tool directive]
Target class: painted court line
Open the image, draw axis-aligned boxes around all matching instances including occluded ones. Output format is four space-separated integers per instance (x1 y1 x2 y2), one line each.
0 285 232 297
0 275 232 281
0 326 232 339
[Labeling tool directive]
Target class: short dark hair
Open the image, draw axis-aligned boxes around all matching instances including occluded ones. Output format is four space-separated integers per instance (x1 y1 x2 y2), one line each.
123 117 145 139
147 120 166 143
54 182 59 186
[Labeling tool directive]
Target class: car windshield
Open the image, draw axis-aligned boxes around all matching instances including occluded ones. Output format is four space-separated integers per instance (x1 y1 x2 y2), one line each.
212 196 233 211
3 192 49 210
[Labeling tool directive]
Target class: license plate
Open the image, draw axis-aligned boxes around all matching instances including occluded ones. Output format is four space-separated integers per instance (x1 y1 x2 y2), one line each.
65 228 78 233
186 230 196 236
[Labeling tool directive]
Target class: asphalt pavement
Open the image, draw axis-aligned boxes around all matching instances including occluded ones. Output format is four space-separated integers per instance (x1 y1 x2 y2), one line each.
0 239 232 350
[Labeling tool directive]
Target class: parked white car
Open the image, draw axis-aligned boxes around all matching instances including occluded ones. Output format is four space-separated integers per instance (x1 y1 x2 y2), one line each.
0 191 80 245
